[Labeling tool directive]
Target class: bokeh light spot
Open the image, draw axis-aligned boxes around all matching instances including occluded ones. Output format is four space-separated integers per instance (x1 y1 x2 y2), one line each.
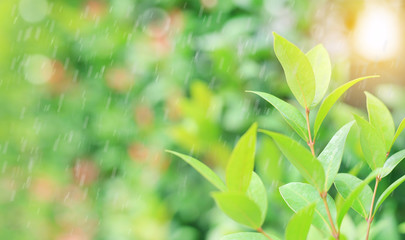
352 4 400 61
140 8 170 38
19 0 48 23
24 54 53 85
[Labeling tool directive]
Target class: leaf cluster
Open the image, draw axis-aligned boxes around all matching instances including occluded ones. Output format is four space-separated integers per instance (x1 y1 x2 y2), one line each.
168 33 405 240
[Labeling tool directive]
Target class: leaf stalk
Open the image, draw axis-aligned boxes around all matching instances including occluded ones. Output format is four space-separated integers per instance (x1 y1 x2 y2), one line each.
305 108 316 155
365 177 380 240
306 108 339 240
257 227 273 240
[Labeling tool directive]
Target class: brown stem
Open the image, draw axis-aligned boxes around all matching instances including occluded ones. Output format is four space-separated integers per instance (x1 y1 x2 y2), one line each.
257 227 273 240
305 108 316 155
365 177 380 240
321 194 339 239
305 108 339 239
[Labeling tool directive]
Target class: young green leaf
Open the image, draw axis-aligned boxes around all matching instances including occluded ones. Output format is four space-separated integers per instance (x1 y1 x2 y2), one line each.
212 192 263 229
261 130 325 192
286 203 316 240
374 175 405 216
318 121 354 191
365 92 395 151
221 232 281 240
166 150 227 191
247 172 268 221
334 173 373 219
353 114 386 170
248 91 308 141
279 182 336 234
306 45 331 108
391 118 405 149
256 137 283 182
380 149 405 178
273 32 315 108
336 170 378 228
226 123 257 192
313 75 379 137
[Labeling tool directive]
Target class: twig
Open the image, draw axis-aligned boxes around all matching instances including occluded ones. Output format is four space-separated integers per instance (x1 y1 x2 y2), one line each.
305 108 315 155
321 193 339 239
365 177 380 240
305 108 339 240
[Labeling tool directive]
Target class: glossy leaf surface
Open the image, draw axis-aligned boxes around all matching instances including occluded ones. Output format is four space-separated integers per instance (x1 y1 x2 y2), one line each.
248 91 308 140
273 32 315 108
334 173 373 218
280 182 336 233
353 114 386 170
247 172 268 221
314 75 379 137
261 130 325 191
391 118 405 149
366 92 395 151
226 123 257 192
286 203 316 240
318 121 354 190
213 192 263 229
380 150 405 178
374 175 405 216
336 171 378 228
306 45 331 108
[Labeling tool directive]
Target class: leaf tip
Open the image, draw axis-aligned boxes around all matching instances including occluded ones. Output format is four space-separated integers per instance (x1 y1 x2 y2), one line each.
257 129 273 135
165 149 175 155
245 90 257 95
251 122 258 129
352 113 362 120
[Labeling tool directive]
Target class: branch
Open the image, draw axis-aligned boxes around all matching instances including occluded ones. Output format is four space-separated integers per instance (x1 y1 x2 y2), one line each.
365 177 380 240
306 108 339 240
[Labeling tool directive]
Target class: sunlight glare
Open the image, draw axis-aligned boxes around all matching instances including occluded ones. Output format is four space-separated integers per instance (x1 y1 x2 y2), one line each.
352 4 400 61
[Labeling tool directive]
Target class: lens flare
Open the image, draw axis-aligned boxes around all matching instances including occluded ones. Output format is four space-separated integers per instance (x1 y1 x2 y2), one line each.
352 4 400 61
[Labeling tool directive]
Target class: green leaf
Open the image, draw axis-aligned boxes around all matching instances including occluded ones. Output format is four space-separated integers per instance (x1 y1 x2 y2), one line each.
279 182 336 234
336 170 378 228
256 137 282 182
366 92 395 152
380 150 405 178
212 192 263 229
374 175 405 216
391 118 405 149
166 150 226 191
248 91 308 141
273 32 315 108
306 45 331 108
261 130 325 192
318 121 354 191
353 114 386 170
221 232 281 240
286 203 316 240
247 172 268 221
334 173 373 219
226 123 257 192
314 75 379 137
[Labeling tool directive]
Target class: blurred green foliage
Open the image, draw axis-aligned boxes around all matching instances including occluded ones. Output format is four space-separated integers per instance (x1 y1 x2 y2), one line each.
1 0 405 239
